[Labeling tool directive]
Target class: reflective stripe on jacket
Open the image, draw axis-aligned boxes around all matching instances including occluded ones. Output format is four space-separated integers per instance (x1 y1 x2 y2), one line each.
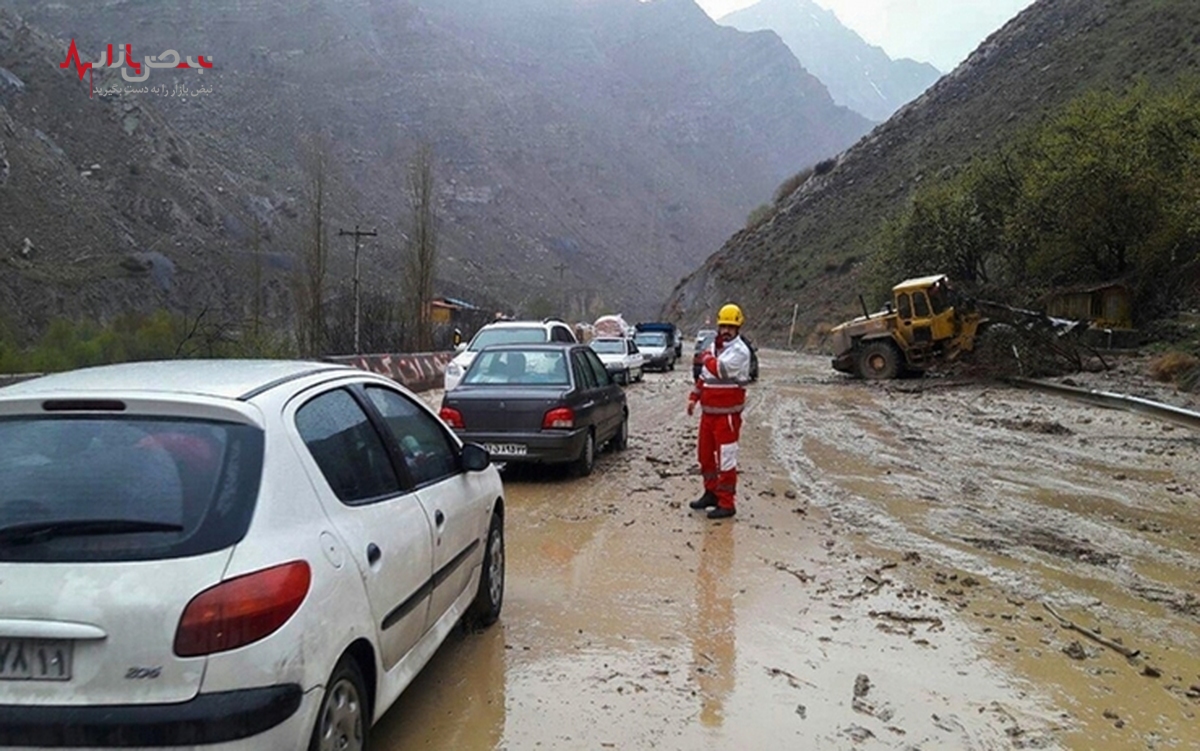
692 335 751 412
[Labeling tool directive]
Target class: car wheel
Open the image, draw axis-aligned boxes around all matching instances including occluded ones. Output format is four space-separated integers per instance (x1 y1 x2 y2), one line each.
467 512 504 628
309 656 369 751
636 367 644 382
572 429 595 477
668 359 675 371
612 412 629 452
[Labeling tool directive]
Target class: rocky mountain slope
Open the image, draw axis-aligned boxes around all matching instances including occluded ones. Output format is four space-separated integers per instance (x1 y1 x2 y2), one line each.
0 0 870 336
665 0 1200 340
720 0 941 122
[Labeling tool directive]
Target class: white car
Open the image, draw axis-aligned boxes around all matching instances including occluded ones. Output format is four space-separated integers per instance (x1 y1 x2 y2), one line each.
589 337 644 384
0 360 505 750
443 319 577 391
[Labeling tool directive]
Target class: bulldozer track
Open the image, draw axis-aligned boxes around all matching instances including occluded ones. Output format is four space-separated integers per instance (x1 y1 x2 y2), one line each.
1007 377 1200 431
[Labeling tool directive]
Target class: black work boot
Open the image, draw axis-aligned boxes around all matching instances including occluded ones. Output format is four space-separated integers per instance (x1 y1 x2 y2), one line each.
689 491 718 510
707 506 736 520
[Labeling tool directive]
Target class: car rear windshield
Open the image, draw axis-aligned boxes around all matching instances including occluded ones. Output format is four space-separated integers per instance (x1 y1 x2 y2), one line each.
0 416 264 563
463 350 569 386
590 339 625 354
468 327 547 351
633 333 665 347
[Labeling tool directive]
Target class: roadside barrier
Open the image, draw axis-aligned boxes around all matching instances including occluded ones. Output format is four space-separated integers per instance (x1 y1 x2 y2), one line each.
328 352 455 393
0 373 43 388
1007 377 1200 431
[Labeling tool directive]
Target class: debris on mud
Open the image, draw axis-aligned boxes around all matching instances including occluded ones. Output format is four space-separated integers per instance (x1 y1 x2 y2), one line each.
1062 640 1089 660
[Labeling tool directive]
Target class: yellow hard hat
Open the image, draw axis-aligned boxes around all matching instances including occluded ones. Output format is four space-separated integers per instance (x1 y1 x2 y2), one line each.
717 303 744 327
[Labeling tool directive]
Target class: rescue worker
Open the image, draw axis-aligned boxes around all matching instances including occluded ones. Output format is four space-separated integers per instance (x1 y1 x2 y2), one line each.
687 303 752 519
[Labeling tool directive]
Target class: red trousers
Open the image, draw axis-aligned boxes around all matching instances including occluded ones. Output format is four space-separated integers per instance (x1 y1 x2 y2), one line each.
698 412 742 510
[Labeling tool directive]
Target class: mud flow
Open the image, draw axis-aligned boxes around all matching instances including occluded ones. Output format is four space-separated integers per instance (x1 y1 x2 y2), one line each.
379 353 1198 749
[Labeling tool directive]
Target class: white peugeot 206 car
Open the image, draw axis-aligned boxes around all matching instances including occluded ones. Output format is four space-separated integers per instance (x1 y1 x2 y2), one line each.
0 360 505 750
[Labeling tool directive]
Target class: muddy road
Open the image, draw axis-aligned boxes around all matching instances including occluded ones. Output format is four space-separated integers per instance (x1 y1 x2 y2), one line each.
376 351 1199 750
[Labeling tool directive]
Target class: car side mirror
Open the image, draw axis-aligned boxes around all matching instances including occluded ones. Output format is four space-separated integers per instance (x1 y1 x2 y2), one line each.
455 342 468 353
461 442 491 472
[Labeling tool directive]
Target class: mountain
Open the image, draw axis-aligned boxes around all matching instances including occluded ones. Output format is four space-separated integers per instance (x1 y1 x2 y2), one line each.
664 0 1200 340
719 0 941 122
0 0 871 338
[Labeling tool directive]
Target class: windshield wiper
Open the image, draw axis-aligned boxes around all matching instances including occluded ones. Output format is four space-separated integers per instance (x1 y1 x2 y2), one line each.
0 519 184 546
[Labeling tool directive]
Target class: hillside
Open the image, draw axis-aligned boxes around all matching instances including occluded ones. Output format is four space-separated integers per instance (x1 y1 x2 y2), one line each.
0 0 870 337
720 0 940 122
665 0 1200 341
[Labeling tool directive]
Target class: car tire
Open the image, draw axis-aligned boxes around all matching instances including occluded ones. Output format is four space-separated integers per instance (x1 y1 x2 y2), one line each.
668 358 675 371
612 413 629 452
857 341 901 380
572 429 595 477
467 512 504 628
309 656 369 751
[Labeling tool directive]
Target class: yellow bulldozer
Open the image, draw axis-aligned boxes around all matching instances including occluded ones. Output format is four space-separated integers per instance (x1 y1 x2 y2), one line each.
829 274 1085 379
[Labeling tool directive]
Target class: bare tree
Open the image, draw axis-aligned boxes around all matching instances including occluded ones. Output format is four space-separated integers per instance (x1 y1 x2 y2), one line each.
404 144 438 352
294 136 331 356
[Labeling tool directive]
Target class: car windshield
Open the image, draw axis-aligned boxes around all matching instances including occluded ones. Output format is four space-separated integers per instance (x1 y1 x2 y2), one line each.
590 339 626 354
633 332 666 347
468 326 547 351
0 416 264 563
463 350 570 386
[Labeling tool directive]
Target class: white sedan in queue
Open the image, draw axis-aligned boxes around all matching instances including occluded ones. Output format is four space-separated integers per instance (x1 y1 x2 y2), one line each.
589 337 644 384
0 360 505 751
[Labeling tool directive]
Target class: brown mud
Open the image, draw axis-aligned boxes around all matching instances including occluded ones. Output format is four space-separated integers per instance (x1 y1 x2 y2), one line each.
375 352 1199 749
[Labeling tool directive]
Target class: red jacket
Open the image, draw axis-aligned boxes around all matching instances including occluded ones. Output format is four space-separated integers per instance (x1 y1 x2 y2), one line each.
690 335 752 413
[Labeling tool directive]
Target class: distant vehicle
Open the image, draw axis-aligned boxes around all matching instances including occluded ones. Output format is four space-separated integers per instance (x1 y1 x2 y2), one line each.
439 343 628 476
635 322 682 359
632 329 675 371
444 318 577 390
0 360 504 750
692 332 759 381
590 336 645 384
592 314 633 339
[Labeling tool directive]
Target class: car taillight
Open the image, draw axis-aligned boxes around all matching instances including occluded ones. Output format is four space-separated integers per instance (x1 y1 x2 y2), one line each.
542 406 574 429
440 406 465 429
174 561 311 657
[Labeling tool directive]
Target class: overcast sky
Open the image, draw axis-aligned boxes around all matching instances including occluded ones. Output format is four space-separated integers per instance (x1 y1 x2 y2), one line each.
696 0 1037 72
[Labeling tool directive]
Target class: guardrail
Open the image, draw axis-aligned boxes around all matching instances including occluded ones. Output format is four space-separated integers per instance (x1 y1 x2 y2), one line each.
327 352 455 393
0 373 43 389
1007 377 1200 431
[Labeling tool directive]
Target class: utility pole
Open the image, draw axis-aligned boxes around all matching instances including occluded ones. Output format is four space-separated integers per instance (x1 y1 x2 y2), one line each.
553 261 567 318
338 225 378 354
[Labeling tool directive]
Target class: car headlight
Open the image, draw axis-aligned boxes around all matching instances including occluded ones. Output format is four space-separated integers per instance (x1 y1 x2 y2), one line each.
447 362 462 377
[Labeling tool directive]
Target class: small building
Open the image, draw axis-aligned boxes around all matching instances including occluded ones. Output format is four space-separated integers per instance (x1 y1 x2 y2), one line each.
1045 282 1132 329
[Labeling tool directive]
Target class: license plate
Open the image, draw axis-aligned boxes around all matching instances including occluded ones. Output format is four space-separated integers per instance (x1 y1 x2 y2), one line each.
483 443 527 457
0 638 73 681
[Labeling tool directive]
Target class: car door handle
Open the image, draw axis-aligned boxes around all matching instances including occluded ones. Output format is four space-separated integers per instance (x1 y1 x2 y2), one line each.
366 543 381 565
435 510 445 527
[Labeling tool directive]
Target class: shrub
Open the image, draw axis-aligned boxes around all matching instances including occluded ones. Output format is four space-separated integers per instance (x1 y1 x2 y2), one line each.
746 203 774 231
1147 350 1200 383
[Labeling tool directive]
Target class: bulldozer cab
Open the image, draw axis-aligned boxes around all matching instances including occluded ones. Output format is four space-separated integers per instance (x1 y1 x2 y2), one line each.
891 275 960 351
